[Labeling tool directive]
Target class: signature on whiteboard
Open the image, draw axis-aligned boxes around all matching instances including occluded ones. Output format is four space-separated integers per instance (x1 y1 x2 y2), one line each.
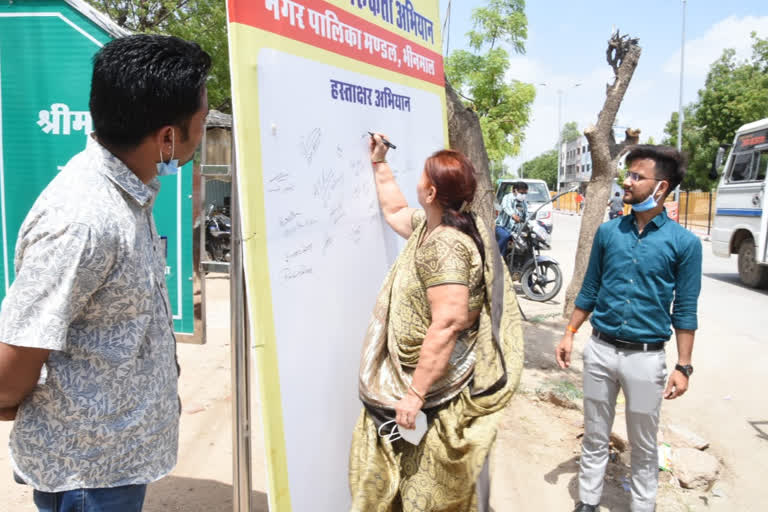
300 128 322 164
267 171 295 194
351 224 362 244
330 203 345 225
314 167 343 207
322 234 334 254
284 243 313 263
281 266 313 281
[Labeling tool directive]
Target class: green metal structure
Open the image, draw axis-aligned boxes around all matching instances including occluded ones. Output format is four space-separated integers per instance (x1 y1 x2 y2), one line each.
0 0 194 333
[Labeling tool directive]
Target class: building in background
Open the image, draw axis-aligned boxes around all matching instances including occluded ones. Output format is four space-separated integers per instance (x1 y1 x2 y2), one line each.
558 125 629 193
560 135 592 192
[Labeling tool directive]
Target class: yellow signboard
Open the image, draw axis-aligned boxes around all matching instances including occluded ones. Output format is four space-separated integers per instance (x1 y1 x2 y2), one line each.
226 1 446 508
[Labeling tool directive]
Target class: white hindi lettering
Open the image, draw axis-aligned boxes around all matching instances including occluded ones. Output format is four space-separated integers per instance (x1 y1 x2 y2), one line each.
326 10 344 43
265 0 431 74
266 0 306 28
308 9 329 37
265 0 280 20
71 111 93 134
425 59 435 76
387 44 398 62
283 0 306 28
364 32 382 54
401 45 435 76
37 104 92 136
344 25 363 50
403 45 414 67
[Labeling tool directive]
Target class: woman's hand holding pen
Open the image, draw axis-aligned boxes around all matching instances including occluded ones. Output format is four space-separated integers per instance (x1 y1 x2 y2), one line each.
369 133 390 164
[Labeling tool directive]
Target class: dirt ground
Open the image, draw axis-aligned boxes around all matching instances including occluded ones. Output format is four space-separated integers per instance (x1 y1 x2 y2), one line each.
0 277 732 511
489 319 698 512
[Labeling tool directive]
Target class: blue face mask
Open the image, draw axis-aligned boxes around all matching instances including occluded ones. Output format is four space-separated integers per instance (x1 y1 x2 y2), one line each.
156 129 179 176
632 181 663 213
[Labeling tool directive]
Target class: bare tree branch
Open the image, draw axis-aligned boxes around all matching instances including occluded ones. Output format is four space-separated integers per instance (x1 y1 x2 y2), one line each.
457 90 477 106
563 32 642 318
154 0 192 28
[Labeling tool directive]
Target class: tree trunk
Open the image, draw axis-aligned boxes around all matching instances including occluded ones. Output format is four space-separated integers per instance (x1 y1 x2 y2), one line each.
445 78 495 229
563 35 642 319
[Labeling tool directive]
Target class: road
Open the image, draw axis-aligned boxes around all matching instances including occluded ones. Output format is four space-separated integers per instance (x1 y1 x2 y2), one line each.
533 211 767 511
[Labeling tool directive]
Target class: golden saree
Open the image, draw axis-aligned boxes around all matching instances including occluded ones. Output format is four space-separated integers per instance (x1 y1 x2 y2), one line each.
349 211 524 511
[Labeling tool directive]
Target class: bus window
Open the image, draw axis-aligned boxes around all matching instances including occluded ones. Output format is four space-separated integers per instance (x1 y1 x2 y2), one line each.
728 152 754 182
756 151 768 181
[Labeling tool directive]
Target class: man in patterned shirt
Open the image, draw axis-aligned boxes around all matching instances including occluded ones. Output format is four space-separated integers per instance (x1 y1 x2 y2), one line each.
0 35 209 511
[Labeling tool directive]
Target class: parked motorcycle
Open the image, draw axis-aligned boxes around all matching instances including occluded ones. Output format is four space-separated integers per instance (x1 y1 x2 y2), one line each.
204 204 232 262
501 187 575 302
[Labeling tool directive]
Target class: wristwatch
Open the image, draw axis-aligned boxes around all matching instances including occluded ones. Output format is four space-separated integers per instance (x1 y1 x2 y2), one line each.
675 364 694 378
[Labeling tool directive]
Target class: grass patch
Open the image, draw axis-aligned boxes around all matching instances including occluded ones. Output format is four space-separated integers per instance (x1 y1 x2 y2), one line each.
537 379 584 401
527 312 561 324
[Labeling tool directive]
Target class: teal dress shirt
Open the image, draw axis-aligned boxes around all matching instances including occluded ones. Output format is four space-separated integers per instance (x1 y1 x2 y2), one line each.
575 209 702 343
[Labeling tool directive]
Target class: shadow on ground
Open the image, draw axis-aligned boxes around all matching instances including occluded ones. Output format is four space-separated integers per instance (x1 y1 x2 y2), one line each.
144 476 268 512
545 454 642 512
703 272 768 295
520 317 584 392
748 420 768 441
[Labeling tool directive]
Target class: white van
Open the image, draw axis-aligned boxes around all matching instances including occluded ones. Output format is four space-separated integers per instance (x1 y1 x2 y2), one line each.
495 178 553 230
711 118 768 288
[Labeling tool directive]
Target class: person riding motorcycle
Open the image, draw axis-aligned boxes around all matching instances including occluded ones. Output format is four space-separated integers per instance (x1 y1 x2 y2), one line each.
495 181 529 255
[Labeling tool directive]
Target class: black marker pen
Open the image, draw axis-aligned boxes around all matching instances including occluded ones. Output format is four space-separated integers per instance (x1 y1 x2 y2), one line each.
368 132 397 150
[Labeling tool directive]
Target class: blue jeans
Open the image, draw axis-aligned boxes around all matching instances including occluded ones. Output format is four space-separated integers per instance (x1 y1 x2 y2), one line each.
33 484 147 512
495 225 512 255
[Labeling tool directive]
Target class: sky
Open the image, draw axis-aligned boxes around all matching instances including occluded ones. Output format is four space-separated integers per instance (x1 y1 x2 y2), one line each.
437 0 768 174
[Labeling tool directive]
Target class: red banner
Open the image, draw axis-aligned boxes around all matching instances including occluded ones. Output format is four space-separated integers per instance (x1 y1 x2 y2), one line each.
228 0 444 87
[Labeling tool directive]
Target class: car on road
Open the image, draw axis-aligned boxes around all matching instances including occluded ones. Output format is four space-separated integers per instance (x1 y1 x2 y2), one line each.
495 178 553 230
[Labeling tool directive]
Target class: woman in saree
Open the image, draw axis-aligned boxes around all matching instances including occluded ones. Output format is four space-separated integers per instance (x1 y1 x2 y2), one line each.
349 134 525 511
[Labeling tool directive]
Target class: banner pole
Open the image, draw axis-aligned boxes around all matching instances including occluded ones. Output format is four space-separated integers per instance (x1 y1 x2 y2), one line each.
230 125 253 512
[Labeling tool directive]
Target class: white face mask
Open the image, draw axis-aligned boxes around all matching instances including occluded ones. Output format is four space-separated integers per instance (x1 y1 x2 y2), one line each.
156 129 179 176
377 411 427 445
517 194 527 201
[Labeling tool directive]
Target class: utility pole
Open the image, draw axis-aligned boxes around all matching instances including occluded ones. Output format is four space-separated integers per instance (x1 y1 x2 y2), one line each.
675 0 687 204
556 90 562 193
540 82 580 194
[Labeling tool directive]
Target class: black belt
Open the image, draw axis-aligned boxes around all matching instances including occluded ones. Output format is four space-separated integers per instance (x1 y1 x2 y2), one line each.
592 329 665 352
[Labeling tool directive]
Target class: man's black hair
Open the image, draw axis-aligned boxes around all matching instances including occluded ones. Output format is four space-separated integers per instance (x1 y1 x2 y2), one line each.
517 181 529 192
625 145 688 194
90 34 211 149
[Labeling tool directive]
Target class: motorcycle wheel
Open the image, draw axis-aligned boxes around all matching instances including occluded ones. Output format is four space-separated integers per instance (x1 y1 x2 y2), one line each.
521 261 562 302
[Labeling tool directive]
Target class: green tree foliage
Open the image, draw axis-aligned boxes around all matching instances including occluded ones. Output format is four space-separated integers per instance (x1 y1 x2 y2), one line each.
445 0 535 182
560 121 580 143
518 149 557 189
663 33 768 190
466 0 527 53
85 0 231 111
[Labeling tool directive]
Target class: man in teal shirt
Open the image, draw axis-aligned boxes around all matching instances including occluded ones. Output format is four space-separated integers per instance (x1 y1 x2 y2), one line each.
555 146 702 512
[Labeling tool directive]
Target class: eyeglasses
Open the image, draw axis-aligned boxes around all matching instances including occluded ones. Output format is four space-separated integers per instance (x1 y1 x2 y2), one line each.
627 172 663 183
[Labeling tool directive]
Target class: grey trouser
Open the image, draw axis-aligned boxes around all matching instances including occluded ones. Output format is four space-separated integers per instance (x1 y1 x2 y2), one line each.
579 336 667 512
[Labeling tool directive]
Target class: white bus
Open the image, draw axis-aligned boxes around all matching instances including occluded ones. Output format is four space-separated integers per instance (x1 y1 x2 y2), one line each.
711 118 768 288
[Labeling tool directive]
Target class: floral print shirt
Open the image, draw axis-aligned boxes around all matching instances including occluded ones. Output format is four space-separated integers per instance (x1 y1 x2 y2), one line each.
0 137 179 492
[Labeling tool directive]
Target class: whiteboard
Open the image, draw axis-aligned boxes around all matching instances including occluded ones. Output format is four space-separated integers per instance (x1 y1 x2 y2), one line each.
256 48 445 510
